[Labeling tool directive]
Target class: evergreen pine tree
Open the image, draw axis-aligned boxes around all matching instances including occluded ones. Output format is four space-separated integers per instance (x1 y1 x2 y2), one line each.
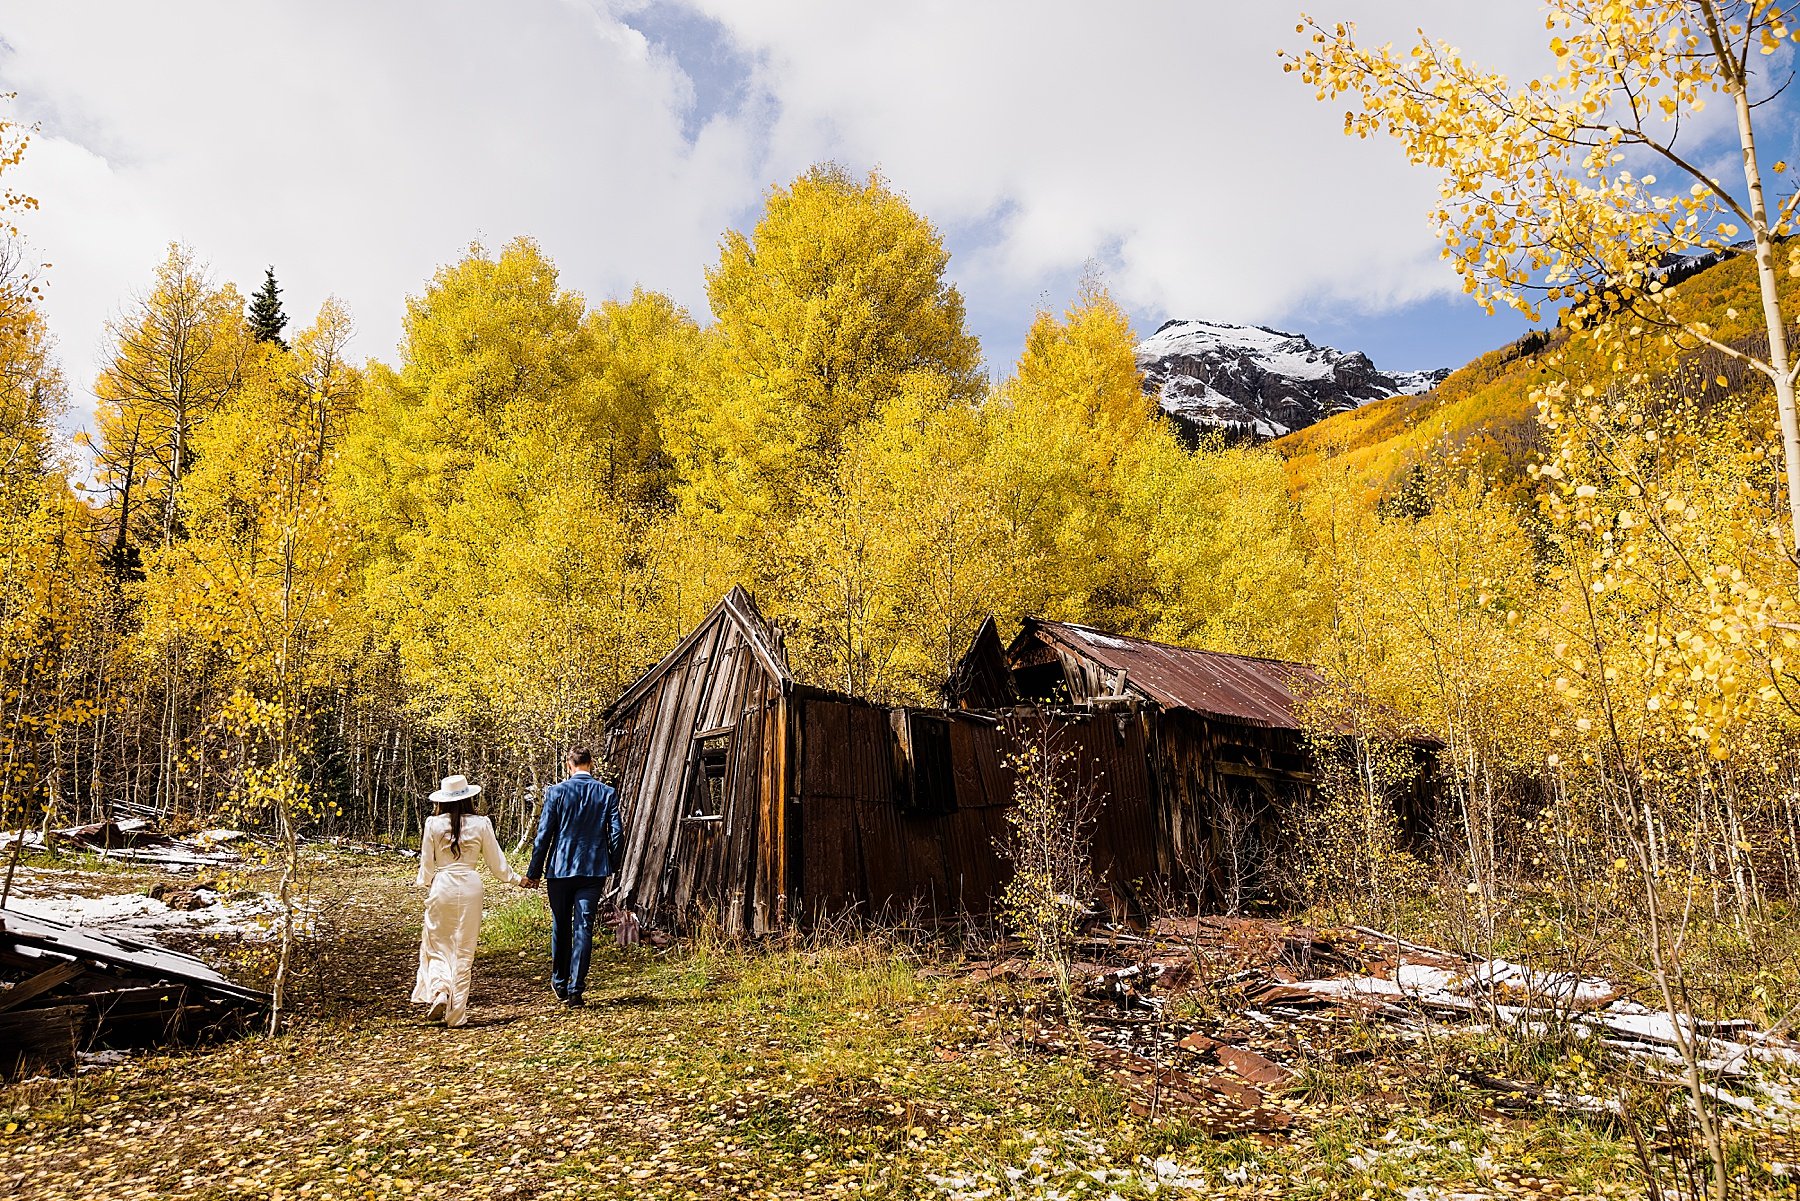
247 266 288 348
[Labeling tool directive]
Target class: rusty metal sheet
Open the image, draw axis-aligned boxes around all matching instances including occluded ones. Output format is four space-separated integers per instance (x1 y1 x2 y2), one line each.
1023 620 1321 729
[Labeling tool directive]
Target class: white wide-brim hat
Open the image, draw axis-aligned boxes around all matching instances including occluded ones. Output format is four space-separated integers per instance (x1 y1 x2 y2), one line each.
430 774 483 804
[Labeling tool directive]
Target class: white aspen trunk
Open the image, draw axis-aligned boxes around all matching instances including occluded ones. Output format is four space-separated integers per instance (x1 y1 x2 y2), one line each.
1723 782 1760 923
1481 769 1498 905
1787 788 1800 896
1640 862 1731 1201
1730 74 1800 556
269 806 298 1035
1704 802 1724 922
1454 742 1492 937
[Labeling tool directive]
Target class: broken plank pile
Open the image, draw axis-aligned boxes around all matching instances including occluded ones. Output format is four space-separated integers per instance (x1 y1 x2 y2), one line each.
0 906 269 1080
1 816 248 868
994 915 1800 1133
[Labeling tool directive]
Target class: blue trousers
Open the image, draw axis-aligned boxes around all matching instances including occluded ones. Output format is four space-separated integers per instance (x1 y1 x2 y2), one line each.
546 876 605 998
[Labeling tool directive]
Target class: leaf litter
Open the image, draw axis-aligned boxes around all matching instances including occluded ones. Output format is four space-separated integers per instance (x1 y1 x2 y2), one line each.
1 858 1785 1198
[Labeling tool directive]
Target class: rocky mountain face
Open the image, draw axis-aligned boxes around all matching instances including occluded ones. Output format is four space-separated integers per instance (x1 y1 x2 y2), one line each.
1136 320 1449 441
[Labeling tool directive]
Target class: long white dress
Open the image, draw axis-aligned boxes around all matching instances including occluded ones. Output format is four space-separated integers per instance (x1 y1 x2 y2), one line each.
411 813 519 1027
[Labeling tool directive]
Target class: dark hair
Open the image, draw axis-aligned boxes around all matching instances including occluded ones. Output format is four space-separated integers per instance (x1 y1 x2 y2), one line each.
567 747 594 768
435 798 479 857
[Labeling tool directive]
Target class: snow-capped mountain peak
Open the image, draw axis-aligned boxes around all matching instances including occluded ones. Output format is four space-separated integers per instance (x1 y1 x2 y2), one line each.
1136 319 1448 440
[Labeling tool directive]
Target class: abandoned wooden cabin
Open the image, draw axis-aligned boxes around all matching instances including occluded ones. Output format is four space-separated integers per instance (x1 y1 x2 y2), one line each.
950 616 1348 912
602 588 1427 933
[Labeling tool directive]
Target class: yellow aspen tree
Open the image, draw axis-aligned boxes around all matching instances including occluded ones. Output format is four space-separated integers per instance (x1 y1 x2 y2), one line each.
858 384 1013 699
1114 435 1315 660
778 373 1008 702
339 237 594 653
0 241 97 837
1291 1 1800 555
781 446 905 699
675 164 984 549
581 289 702 505
145 301 360 1026
1525 366 1799 1195
0 109 107 845
983 283 1159 629
339 241 689 785
92 243 247 565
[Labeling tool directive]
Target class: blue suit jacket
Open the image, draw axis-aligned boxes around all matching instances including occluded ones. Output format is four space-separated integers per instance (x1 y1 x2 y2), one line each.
527 772 625 881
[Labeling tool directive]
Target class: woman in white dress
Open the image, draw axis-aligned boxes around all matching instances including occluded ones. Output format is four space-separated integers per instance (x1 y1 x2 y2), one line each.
411 774 521 1027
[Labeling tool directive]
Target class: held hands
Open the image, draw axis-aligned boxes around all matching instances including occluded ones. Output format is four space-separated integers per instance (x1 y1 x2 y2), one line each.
520 876 541 890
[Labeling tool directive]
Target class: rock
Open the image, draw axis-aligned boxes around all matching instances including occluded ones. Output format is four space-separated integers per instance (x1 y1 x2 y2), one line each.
148 887 217 911
1217 1044 1294 1088
1177 1030 1222 1053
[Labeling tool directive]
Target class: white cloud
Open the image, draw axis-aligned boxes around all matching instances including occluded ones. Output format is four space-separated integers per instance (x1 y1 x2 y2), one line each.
2 0 760 422
681 0 1553 340
0 0 1559 427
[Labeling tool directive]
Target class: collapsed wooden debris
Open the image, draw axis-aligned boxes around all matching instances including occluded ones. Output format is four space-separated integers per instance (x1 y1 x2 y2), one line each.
0 907 269 1080
992 915 1800 1135
1 818 247 868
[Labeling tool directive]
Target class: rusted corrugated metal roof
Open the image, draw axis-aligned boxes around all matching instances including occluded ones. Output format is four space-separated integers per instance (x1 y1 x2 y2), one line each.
1024 620 1322 729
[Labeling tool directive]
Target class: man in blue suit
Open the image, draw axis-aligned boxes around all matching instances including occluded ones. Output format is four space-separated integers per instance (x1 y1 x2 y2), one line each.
522 748 624 1007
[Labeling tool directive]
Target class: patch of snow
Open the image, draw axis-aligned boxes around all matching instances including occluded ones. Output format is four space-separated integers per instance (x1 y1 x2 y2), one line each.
1592 1003 1712 1048
1295 975 1409 999
1148 1157 1207 1188
92 844 243 868
1221 1160 1258 1185
1474 959 1615 1005
1139 321 1341 381
1393 963 1461 995
5 889 284 938
1066 625 1134 650
77 1049 134 1069
1387 369 1449 397
1346 1133 1433 1172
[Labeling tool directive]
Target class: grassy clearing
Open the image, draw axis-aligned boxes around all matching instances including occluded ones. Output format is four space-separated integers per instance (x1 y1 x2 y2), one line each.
0 855 1756 1199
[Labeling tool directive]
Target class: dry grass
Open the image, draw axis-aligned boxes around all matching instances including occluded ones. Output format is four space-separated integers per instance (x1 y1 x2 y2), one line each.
0 854 1727 1199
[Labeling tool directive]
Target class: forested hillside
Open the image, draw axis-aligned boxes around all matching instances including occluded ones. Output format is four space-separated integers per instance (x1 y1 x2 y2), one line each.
1275 247 1778 508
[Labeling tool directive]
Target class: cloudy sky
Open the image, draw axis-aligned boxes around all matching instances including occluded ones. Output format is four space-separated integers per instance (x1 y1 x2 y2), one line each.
0 1 1562 428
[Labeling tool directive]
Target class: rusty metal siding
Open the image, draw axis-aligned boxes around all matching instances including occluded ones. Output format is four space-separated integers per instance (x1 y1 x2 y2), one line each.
794 692 866 916
1077 712 1163 893
793 694 1016 919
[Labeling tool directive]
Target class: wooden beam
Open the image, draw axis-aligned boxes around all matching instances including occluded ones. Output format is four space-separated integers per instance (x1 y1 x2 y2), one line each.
0 958 83 1012
1214 761 1313 784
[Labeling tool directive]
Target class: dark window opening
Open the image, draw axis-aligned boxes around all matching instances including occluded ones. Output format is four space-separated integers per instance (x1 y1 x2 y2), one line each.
905 714 956 814
686 732 731 821
1012 662 1068 705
